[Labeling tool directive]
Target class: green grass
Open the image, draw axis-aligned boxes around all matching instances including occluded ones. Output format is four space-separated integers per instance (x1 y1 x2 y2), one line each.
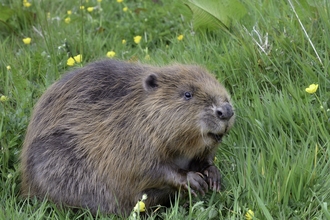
1 0 330 219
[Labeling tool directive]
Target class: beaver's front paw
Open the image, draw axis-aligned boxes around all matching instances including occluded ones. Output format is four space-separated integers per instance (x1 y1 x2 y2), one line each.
203 165 221 191
184 171 208 196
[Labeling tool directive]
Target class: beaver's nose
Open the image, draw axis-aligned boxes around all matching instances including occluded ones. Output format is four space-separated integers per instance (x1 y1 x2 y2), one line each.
215 103 234 120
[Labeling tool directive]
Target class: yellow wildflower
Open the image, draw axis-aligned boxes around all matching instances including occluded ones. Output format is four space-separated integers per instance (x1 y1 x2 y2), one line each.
117 0 123 3
133 201 145 212
122 39 126 44
245 209 254 220
22 37 32 45
80 6 85 10
6 66 11 70
97 0 102 2
23 1 32 7
123 7 128 12
305 84 318 94
64 17 71 24
74 54 82 63
87 7 94 12
67 57 75 66
0 95 9 102
177 34 184 41
67 10 72 15
107 51 116 58
134 35 142 44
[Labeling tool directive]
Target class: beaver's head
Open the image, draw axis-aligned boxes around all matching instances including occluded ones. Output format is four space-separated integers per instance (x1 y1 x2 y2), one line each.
141 64 235 156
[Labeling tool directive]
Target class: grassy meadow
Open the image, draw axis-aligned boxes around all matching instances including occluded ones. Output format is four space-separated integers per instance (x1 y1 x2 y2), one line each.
1 0 330 219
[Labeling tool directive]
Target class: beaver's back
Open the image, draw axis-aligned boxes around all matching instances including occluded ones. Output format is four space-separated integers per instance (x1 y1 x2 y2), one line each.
21 60 154 214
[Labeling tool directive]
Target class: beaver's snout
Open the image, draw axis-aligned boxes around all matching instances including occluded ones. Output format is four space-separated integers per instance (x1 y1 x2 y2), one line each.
215 103 234 120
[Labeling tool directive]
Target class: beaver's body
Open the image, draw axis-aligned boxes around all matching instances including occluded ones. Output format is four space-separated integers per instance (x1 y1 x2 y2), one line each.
21 60 235 215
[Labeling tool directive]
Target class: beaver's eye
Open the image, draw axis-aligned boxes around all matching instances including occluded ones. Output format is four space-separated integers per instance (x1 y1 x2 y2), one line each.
184 92 193 100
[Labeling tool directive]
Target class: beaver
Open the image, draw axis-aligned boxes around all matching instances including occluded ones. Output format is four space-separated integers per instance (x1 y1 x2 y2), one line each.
20 59 235 216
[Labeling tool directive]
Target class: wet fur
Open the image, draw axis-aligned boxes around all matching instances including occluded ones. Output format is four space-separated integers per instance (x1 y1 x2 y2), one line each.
20 60 235 215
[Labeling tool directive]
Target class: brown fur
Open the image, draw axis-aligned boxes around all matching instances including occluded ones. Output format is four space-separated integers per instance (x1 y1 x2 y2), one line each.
20 59 235 216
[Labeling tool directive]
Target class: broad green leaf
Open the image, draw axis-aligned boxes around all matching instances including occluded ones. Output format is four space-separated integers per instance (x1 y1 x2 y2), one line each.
185 1 226 30
185 0 247 30
0 5 15 22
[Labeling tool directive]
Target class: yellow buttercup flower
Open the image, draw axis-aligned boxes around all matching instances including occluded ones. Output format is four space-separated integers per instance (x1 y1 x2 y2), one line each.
122 39 126 44
133 201 145 212
67 57 75 66
23 37 32 44
245 209 254 220
80 6 85 10
64 17 71 24
6 66 11 70
67 10 72 15
87 7 94 12
123 7 128 12
305 84 318 94
134 35 142 44
0 95 9 102
74 54 82 63
117 0 123 3
107 51 116 58
97 0 102 2
23 1 32 7
177 34 184 41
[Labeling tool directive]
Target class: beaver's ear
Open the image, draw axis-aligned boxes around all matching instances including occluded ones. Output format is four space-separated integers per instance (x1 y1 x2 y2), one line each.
143 73 158 92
